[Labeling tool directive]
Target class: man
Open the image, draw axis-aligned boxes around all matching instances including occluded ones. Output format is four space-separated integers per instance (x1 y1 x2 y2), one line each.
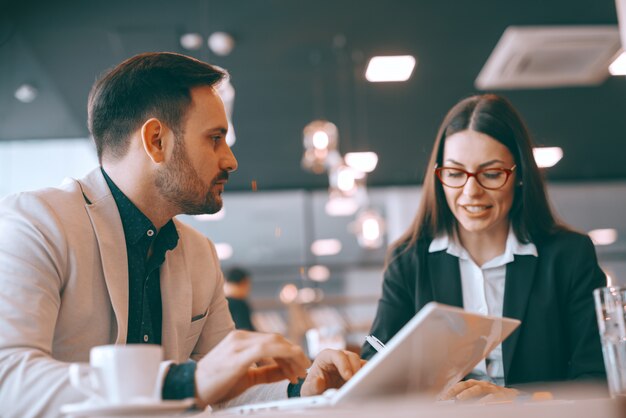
224 267 256 331
0 52 361 418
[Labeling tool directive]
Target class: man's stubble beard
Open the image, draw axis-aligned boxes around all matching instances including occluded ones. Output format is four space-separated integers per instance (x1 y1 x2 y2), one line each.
155 136 223 215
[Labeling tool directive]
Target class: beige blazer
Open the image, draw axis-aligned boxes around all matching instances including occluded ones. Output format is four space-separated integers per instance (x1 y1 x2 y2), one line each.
0 168 236 417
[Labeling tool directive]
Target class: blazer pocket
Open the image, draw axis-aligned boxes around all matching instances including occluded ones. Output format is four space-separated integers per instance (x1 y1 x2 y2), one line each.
192 310 208 322
187 309 208 341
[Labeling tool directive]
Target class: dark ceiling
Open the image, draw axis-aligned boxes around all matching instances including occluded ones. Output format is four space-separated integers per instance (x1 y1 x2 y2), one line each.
1 0 625 192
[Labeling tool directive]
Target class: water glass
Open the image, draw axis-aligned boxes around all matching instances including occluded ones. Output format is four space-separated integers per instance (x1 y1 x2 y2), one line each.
594 286 626 398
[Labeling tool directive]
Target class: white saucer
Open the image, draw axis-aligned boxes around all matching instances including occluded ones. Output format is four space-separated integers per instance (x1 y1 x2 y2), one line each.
60 398 195 417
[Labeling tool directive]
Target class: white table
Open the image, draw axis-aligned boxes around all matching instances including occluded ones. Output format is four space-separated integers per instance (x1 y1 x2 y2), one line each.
190 396 624 418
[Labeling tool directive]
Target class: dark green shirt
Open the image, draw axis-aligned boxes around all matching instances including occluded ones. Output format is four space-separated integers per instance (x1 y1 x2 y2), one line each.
102 168 196 400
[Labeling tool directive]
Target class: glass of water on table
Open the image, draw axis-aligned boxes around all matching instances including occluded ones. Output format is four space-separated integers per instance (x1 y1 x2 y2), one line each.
594 286 626 398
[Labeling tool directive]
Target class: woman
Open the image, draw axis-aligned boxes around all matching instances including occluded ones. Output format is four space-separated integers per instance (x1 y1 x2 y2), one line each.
362 94 606 401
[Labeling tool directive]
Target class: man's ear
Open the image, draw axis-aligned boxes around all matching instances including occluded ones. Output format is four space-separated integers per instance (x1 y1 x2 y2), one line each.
141 118 170 163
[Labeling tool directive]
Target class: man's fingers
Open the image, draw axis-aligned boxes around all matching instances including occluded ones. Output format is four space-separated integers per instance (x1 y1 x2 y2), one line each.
455 384 485 401
274 357 303 384
195 330 312 406
441 380 475 400
442 380 517 402
236 334 310 372
233 332 310 384
313 375 326 393
478 393 497 404
248 364 294 386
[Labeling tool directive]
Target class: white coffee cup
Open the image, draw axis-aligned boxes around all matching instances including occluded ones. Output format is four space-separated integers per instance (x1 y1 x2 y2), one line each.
69 344 163 405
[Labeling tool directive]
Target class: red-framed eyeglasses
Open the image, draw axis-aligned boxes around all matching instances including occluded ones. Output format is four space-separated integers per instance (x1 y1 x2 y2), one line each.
435 164 517 190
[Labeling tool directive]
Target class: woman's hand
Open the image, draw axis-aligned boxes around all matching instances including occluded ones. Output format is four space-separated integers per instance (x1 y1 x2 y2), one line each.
441 379 519 403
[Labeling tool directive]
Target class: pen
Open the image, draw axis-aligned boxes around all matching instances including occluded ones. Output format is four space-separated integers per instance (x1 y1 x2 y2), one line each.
365 335 386 352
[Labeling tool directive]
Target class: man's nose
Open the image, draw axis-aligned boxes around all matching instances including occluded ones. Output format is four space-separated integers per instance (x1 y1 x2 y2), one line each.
220 144 238 172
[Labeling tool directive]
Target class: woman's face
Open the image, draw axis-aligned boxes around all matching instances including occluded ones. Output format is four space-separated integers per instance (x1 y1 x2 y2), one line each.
440 129 517 240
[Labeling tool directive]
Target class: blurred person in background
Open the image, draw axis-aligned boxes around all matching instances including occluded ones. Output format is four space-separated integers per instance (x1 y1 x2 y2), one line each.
224 267 256 331
362 93 606 402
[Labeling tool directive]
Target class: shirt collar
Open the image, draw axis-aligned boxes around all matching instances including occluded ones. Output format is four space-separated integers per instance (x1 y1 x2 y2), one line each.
429 231 466 258
428 225 537 266
101 167 179 248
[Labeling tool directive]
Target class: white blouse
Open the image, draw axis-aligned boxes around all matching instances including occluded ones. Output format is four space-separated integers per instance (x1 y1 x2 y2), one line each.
428 227 537 384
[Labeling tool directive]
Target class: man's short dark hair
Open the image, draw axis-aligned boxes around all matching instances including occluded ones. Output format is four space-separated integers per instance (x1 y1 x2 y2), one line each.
225 267 250 284
88 52 227 162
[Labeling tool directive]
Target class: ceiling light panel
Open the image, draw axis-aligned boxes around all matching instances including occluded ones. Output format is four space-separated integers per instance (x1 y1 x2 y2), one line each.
345 152 379 173
609 51 626 75
533 147 563 168
588 228 618 246
365 55 416 82
311 239 342 256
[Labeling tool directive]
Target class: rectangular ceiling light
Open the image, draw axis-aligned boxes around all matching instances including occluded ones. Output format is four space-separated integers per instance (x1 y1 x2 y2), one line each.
345 152 379 173
365 55 416 82
533 146 563 168
609 51 626 75
311 239 342 256
588 228 618 246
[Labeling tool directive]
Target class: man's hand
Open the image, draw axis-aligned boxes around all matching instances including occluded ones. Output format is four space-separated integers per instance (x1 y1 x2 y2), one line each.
441 379 519 403
300 349 365 396
195 330 311 408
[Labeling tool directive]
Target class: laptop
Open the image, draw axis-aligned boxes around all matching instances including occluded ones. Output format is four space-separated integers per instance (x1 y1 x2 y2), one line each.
217 302 520 414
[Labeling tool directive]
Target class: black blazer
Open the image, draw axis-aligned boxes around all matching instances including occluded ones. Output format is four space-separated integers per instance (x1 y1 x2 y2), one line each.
362 230 606 385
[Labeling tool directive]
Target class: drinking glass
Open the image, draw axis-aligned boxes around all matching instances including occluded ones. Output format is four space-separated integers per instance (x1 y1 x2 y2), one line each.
594 286 626 398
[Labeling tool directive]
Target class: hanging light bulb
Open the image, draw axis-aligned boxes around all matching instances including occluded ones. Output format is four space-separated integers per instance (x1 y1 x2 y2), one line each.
328 164 365 197
208 31 235 56
312 131 330 149
301 120 341 174
326 164 369 216
349 209 386 249
180 33 204 51
14 84 38 103
337 166 356 193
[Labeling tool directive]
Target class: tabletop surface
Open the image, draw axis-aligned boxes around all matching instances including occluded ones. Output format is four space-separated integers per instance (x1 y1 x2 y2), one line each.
189 396 625 418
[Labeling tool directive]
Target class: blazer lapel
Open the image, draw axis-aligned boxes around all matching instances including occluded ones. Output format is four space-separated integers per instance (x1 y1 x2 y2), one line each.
428 251 463 308
502 254 538 381
78 169 129 344
84 197 129 343
160 231 192 363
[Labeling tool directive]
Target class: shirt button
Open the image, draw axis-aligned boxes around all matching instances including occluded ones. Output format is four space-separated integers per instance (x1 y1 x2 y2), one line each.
143 334 149 342
147 230 154 237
